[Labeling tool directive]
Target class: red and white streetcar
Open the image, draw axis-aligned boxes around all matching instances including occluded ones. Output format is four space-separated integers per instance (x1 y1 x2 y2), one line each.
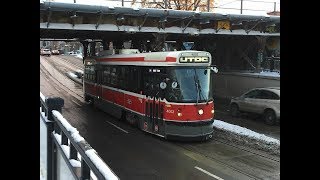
83 49 216 140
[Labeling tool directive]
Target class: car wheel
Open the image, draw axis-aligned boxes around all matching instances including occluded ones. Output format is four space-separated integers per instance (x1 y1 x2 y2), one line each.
264 109 276 125
230 103 240 117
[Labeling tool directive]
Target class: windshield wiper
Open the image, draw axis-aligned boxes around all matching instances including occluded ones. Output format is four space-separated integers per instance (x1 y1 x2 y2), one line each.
194 69 208 105
193 74 200 105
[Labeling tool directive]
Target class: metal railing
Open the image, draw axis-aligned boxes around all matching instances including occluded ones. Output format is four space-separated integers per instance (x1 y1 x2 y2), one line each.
40 92 119 180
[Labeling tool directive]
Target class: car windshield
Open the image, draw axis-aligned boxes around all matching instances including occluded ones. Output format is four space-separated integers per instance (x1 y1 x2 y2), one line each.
165 67 212 103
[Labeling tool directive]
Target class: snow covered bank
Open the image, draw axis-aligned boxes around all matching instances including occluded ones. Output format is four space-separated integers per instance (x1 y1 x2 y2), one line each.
213 120 279 145
75 54 83 59
213 119 280 155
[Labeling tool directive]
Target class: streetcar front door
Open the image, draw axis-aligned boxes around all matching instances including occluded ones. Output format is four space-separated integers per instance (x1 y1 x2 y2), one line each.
143 68 165 136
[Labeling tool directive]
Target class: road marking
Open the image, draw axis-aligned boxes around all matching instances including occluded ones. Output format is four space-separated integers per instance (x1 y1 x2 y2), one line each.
105 121 129 134
195 166 224 180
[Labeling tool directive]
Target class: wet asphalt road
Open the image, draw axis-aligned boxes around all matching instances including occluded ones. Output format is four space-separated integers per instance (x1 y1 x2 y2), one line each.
40 55 280 180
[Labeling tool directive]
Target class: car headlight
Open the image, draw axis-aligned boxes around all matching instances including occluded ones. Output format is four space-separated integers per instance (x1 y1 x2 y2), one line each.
211 109 214 114
198 109 204 115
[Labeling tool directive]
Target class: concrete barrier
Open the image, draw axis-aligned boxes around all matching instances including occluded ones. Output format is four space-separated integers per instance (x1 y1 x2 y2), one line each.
213 71 280 99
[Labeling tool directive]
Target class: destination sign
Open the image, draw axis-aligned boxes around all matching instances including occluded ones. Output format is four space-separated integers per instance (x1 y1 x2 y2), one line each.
179 57 209 63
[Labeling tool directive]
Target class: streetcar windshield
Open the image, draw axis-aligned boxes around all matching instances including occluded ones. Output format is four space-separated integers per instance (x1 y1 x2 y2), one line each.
165 67 212 103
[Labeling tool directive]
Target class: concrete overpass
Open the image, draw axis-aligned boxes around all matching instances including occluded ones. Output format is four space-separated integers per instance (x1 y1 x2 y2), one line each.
40 1 280 41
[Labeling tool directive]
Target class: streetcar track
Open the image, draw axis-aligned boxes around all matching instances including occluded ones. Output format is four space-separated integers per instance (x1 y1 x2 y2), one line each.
175 143 261 179
40 58 84 101
55 55 83 70
212 138 280 162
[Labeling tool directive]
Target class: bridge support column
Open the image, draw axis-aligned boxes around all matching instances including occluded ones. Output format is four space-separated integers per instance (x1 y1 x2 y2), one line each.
255 36 267 73
90 42 96 56
81 41 89 64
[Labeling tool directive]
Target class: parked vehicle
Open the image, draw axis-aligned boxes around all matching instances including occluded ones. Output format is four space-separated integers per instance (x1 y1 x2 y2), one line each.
229 87 280 125
40 49 51 56
51 50 60 55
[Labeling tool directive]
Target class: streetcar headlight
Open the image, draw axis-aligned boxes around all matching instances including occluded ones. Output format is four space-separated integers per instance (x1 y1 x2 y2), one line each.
177 109 182 117
198 109 204 115
211 109 214 114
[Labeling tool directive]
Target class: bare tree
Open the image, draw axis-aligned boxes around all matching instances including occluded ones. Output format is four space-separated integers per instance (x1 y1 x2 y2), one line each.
131 0 215 11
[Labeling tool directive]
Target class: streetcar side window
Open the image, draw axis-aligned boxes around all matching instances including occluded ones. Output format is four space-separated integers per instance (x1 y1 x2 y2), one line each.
110 67 117 86
103 66 111 85
84 65 96 82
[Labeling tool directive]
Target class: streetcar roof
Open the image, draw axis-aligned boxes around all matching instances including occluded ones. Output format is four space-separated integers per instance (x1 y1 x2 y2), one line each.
86 50 212 66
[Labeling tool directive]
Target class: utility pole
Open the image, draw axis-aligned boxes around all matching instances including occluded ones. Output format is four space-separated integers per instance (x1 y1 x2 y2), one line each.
274 2 276 12
122 0 124 7
74 0 76 3
240 0 243 14
207 0 210 12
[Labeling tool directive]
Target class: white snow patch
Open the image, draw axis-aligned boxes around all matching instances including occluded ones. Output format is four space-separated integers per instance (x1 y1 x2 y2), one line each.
61 145 70 159
258 71 280 77
241 71 280 77
54 133 62 145
70 159 81 168
71 132 85 143
85 149 119 180
68 72 78 78
78 152 82 161
52 110 85 142
75 54 83 59
40 92 46 102
213 120 280 145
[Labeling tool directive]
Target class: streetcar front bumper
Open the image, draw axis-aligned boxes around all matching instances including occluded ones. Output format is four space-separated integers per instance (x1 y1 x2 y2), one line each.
164 119 214 141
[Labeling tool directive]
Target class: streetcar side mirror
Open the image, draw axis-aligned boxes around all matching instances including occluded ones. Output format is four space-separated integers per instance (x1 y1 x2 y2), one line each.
210 65 218 73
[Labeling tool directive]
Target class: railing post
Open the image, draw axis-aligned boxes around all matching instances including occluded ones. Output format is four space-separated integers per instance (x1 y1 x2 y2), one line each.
45 97 64 180
46 97 64 121
81 159 91 180
69 144 78 160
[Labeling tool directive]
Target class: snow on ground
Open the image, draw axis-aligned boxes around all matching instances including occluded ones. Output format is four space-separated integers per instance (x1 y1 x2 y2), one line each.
257 71 280 77
213 119 279 145
75 54 83 59
240 71 280 77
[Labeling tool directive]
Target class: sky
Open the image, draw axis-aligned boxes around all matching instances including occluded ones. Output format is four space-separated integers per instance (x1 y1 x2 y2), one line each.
42 0 280 16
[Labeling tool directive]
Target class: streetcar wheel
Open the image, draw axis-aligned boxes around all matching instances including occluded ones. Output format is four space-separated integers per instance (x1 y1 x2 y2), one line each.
264 109 276 125
120 110 126 121
230 103 240 117
84 95 93 106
